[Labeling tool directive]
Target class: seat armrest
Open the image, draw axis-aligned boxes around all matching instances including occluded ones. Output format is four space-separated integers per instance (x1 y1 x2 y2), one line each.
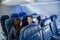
58 29 60 34
52 35 60 40
58 32 60 34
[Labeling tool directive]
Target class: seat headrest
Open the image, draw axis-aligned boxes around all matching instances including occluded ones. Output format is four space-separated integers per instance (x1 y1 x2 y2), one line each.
11 13 19 18
1 15 9 20
41 18 51 26
23 15 28 20
50 15 57 21
5 18 14 25
19 12 26 17
32 13 37 18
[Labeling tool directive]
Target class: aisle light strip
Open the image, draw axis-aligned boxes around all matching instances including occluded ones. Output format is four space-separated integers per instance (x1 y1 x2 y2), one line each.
20 1 60 6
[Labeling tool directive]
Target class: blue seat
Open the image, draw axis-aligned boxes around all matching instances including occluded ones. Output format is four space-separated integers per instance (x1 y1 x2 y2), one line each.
1 15 9 36
41 18 53 40
20 23 42 40
22 15 28 27
11 13 19 19
5 18 14 34
49 15 60 40
19 12 26 17
50 15 58 35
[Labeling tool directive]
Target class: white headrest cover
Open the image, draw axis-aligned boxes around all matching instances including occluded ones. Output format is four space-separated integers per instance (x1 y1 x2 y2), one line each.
45 19 51 26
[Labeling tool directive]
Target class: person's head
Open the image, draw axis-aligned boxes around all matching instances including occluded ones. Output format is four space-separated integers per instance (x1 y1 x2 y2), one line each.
14 18 22 27
13 18 23 31
27 15 33 24
37 16 41 21
14 18 20 27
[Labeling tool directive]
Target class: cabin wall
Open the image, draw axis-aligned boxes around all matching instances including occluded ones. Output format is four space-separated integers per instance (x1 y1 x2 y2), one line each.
0 5 23 17
37 0 60 2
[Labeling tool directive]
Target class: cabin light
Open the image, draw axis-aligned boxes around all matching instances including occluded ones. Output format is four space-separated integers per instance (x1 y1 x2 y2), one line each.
1 0 31 6
25 0 37 2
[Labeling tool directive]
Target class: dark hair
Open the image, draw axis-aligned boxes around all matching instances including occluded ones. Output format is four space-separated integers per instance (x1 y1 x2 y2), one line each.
27 15 33 19
13 18 22 26
37 16 41 21
13 18 22 31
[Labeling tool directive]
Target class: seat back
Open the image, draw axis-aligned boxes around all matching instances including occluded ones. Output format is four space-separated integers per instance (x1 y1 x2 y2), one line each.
22 15 28 27
20 23 42 40
1 15 9 36
11 13 19 19
5 18 14 34
50 15 58 35
41 18 52 40
19 12 26 17
19 13 27 26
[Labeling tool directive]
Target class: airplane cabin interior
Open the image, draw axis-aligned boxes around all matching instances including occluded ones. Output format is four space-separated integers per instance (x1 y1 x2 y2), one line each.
0 0 60 40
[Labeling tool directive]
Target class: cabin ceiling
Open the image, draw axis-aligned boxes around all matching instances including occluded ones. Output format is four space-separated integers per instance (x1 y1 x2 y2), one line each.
0 0 60 6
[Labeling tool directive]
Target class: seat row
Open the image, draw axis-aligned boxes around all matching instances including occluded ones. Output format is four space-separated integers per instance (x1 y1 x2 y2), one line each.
1 13 60 40
20 15 60 40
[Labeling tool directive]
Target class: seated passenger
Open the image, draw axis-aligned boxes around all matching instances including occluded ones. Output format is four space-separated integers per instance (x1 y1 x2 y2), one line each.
8 18 23 40
22 15 28 27
37 16 41 24
37 16 42 26
27 15 35 25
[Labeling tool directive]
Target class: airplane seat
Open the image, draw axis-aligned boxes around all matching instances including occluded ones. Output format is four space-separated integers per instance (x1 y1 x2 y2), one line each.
22 15 28 27
1 15 9 36
5 18 14 35
19 13 22 17
41 18 53 40
23 15 27 20
11 13 19 19
19 12 26 17
32 13 38 24
40 18 48 27
20 23 42 40
49 15 60 40
49 15 58 35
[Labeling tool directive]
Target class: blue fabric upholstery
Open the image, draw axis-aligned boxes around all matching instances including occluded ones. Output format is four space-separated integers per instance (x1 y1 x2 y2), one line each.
50 15 57 21
19 12 26 17
52 35 60 40
41 18 53 40
5 18 14 35
1 15 9 36
11 13 19 19
20 23 41 40
50 21 58 35
22 15 28 27
50 15 58 35
49 15 60 40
